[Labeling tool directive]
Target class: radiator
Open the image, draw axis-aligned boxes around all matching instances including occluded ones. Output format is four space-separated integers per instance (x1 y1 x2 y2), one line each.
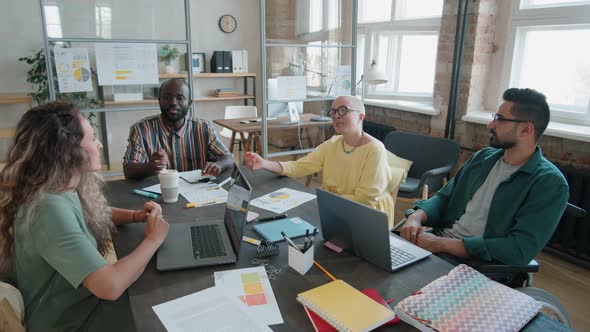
546 164 590 268
363 121 396 142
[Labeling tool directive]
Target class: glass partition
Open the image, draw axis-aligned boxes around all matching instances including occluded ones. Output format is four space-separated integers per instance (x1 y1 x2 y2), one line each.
43 0 187 40
266 0 354 46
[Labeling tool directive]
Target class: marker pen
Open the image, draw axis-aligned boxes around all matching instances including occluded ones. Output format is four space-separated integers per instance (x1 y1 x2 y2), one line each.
132 189 158 199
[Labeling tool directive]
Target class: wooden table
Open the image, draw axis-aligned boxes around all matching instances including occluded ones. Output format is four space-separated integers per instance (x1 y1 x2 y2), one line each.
108 168 454 331
213 113 333 153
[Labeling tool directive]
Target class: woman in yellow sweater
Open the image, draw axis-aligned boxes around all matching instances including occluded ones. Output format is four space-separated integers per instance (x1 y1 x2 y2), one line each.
243 95 396 228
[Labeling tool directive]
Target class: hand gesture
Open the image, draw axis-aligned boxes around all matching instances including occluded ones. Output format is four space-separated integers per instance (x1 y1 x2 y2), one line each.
243 152 265 171
202 162 222 176
144 208 169 246
150 150 169 172
134 201 162 222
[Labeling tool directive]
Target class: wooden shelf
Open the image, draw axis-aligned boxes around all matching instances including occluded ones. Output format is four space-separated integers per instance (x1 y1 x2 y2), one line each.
0 93 32 105
104 99 158 106
159 72 256 79
103 95 254 106
195 95 255 102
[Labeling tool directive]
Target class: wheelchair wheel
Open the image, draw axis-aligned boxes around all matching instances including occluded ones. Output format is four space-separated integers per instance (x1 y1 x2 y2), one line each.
516 287 570 327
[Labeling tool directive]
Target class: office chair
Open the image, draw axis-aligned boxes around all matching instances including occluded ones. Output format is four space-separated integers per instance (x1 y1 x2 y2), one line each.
393 202 586 327
384 131 460 198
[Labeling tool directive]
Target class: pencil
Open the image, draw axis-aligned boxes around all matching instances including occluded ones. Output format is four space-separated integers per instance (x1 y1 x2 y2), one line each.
313 261 337 281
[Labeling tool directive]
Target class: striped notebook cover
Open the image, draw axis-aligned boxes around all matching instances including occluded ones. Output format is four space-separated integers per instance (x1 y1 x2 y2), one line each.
394 264 542 332
297 280 395 332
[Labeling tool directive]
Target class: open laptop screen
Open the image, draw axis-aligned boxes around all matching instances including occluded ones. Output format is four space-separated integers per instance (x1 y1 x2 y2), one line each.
224 166 252 255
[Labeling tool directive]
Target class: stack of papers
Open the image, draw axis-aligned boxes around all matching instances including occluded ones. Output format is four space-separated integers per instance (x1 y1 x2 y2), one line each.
153 266 282 331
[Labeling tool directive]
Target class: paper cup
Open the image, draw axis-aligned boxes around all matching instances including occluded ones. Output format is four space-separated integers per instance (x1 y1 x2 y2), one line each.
158 169 179 203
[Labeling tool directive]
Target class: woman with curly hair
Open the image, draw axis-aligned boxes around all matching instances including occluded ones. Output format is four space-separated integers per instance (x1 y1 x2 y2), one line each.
0 102 169 331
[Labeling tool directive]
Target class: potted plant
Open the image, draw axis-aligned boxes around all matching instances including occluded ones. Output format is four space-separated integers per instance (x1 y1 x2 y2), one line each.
18 43 99 129
158 45 180 74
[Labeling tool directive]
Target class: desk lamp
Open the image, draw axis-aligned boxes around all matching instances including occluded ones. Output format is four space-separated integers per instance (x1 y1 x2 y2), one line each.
356 59 388 101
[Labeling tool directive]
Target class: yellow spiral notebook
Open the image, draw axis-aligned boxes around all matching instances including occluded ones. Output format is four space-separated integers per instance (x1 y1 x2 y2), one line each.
296 280 395 332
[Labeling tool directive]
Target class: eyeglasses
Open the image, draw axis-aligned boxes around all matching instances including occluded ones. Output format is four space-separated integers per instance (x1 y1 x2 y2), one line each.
326 106 359 119
491 113 528 123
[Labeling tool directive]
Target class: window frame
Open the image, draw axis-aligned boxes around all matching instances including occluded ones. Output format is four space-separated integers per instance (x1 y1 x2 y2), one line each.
500 1 590 125
357 0 441 104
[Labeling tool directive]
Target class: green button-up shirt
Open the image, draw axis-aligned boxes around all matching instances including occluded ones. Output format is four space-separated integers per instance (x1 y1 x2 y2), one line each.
416 147 569 266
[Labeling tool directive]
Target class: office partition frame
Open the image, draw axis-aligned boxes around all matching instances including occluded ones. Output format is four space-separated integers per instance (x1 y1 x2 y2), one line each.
38 0 194 172
260 0 358 159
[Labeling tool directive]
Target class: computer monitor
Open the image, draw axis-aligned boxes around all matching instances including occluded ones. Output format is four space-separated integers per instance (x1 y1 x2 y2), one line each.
267 78 303 118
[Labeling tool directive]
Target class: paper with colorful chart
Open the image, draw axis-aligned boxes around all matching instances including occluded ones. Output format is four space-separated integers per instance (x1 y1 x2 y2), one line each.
152 286 271 332
214 266 283 326
250 187 316 214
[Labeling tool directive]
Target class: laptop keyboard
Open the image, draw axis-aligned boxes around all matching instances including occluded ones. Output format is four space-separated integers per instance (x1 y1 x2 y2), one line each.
190 225 227 259
390 246 416 268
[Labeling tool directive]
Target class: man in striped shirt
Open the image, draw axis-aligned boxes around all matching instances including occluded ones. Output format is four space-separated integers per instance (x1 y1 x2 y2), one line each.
123 78 233 180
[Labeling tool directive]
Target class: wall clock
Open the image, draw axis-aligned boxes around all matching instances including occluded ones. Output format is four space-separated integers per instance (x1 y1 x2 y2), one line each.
219 14 237 33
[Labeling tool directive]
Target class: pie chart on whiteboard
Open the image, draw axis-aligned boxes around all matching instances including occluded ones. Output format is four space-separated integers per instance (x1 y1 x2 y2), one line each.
73 67 91 82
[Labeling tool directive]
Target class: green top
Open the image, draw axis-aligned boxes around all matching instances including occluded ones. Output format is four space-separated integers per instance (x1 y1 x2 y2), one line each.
15 192 108 331
416 147 569 266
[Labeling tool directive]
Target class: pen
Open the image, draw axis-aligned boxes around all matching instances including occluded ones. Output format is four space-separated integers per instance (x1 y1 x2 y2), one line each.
133 189 158 199
257 214 288 222
303 229 310 252
281 231 301 253
304 228 317 253
185 198 218 208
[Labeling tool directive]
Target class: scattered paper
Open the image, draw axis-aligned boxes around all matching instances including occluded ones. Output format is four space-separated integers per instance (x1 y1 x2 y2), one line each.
142 179 228 206
152 286 272 332
251 187 316 214
214 266 283 326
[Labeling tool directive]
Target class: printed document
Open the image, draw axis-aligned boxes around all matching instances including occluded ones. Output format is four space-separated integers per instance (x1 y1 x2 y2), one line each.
251 187 316 214
152 286 271 332
214 266 284 326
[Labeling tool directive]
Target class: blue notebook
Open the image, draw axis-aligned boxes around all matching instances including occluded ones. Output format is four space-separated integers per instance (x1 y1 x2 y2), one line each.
253 217 315 243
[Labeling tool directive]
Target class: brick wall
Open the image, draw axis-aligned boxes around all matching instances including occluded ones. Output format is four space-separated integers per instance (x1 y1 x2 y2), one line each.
364 0 590 170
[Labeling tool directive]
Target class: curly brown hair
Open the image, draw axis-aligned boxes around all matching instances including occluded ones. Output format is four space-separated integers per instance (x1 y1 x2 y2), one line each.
0 102 113 270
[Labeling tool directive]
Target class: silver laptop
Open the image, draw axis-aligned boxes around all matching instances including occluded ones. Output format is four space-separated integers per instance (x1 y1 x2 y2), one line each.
157 165 252 271
316 189 431 272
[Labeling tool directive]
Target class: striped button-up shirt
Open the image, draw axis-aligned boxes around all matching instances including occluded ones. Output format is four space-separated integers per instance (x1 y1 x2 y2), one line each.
123 114 230 171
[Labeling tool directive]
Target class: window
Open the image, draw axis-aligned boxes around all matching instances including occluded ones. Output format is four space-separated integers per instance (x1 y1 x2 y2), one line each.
358 0 442 104
95 5 112 39
44 5 63 38
503 1 590 124
301 0 341 34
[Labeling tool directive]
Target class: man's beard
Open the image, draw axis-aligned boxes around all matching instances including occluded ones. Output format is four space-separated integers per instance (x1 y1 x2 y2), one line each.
161 105 188 122
489 130 516 149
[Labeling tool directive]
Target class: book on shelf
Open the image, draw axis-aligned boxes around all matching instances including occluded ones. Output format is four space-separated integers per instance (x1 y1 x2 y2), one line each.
394 264 542 332
302 288 399 332
297 279 396 332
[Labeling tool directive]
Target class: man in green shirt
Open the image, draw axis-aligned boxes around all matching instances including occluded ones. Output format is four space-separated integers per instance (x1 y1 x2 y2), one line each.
400 88 569 266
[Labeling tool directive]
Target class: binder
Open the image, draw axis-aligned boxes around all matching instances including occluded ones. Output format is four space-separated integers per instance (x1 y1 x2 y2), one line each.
232 50 242 73
222 50 232 73
241 49 248 72
297 280 395 332
252 217 315 243
211 51 224 73
302 288 399 332
394 264 542 332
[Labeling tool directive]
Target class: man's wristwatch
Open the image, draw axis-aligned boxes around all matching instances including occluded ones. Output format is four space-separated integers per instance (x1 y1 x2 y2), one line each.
404 208 416 218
